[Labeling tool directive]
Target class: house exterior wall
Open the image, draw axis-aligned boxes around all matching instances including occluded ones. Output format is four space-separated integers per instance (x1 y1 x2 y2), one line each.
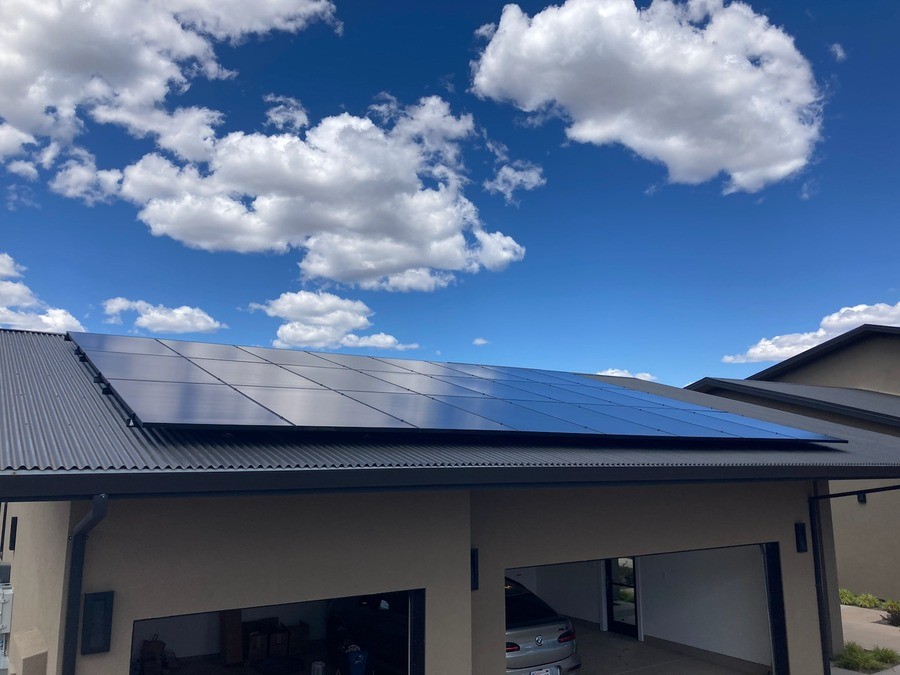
8 481 825 675
713 386 900 608
5 501 74 675
77 490 473 675
765 334 900 396
470 481 823 674
829 478 900 599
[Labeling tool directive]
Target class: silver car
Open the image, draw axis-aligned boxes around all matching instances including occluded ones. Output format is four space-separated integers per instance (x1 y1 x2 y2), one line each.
505 578 583 675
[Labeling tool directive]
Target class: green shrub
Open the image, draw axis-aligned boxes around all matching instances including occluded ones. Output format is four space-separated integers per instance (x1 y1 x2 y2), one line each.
840 588 887 609
882 601 900 627
616 588 635 603
835 642 900 673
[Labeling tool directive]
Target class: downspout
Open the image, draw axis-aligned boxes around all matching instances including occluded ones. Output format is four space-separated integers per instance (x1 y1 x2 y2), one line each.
808 487 831 674
61 494 108 675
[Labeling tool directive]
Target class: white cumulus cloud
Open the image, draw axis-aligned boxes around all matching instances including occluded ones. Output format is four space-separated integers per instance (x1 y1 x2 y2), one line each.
473 337 489 346
723 301 900 363
0 253 24 279
596 368 657 381
119 96 525 291
0 0 335 164
251 290 418 350
103 297 225 334
0 252 84 332
484 162 546 203
472 0 822 193
49 150 122 205
264 95 310 131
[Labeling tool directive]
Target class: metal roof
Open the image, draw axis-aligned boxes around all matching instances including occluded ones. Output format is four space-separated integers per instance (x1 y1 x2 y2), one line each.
3 330 900 500
688 378 900 430
746 324 900 381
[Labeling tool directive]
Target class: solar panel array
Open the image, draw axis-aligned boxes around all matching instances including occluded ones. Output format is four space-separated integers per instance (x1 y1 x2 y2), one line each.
68 332 832 441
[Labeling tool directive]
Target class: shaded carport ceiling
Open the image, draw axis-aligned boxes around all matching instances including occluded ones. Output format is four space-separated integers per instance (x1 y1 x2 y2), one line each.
3 330 900 500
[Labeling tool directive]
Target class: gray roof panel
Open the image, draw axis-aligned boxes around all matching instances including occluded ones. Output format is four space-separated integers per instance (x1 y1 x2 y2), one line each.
3 330 898 501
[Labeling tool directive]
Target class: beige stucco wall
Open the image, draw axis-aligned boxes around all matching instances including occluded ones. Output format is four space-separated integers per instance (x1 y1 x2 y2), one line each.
6 501 74 675
470 481 823 674
7 481 826 674
769 334 900 395
829 478 900 600
76 490 472 675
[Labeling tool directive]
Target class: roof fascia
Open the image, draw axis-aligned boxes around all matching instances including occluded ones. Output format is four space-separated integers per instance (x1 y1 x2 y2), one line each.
747 325 900 381
3 460 900 502
687 378 900 430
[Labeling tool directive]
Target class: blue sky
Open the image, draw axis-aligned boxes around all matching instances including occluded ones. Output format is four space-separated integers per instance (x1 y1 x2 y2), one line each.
1 0 898 386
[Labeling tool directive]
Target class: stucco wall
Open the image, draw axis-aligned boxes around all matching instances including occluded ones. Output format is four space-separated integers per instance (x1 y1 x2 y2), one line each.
76 490 472 675
6 501 73 675
769 334 900 395
470 481 823 674
830 478 900 600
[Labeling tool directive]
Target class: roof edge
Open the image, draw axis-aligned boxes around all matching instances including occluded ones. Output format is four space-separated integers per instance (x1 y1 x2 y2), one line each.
746 324 900 381
688 378 900 430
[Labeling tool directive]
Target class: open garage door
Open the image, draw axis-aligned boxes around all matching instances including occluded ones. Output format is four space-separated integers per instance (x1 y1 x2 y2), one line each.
130 589 424 675
508 544 787 674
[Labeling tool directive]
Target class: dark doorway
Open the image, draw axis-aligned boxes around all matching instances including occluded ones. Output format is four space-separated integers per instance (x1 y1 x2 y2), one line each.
605 557 638 638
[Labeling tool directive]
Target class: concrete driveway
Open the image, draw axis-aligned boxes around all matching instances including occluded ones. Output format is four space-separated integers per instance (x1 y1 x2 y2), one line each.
832 605 900 674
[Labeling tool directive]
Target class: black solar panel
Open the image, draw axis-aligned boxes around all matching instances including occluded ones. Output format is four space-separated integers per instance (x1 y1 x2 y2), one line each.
107 379 290 427
241 346 341 368
235 387 413 429
68 332 839 441
69 331 177 356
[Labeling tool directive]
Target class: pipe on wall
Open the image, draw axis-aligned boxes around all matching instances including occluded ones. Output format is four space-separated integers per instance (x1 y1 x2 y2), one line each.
61 494 108 675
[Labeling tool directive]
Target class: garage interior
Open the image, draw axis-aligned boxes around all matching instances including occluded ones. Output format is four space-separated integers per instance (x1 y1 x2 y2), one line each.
507 544 782 675
130 589 421 675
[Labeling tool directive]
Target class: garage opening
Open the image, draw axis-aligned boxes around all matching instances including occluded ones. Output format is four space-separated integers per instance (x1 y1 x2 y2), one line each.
507 544 787 674
130 589 424 675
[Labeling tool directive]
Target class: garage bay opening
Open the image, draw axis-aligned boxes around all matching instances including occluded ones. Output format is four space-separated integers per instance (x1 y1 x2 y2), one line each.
130 589 424 675
507 544 787 674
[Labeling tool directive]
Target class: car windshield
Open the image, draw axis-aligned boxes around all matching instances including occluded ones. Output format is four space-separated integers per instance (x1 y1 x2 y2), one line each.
505 581 560 629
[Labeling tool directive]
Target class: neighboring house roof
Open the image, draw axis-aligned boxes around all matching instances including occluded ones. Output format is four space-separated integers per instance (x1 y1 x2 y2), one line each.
687 379 900 432
746 324 900 381
3 330 900 501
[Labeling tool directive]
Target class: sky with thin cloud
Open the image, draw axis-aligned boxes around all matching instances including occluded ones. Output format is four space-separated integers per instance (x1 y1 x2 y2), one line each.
1 0 897 385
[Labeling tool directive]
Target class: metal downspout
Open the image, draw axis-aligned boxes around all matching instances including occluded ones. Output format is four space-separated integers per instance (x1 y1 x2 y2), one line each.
61 494 108 675
809 488 831 674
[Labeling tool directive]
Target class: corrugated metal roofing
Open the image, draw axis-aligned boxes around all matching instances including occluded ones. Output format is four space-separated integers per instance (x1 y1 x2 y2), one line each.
3 330 900 499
